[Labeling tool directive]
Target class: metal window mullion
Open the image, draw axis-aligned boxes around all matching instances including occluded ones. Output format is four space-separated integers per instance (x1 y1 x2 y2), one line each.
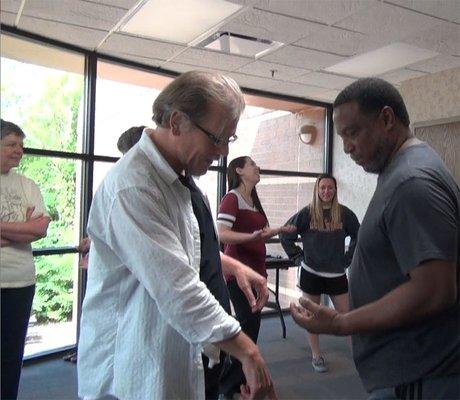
76 52 97 343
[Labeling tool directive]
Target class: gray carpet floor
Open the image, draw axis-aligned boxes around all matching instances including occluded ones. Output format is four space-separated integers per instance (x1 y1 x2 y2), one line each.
18 315 367 399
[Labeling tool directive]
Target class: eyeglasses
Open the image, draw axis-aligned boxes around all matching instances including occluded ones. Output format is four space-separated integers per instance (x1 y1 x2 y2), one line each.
187 116 238 147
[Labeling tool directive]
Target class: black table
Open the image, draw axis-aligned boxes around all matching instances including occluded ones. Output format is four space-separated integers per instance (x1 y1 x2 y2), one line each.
265 256 295 338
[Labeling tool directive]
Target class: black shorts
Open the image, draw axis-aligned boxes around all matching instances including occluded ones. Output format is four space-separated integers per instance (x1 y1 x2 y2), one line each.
297 267 348 296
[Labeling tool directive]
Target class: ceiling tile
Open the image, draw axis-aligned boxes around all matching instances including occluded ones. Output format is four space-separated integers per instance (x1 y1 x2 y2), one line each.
220 8 320 44
294 25 389 57
335 2 441 40
225 0 262 5
100 34 186 61
261 45 345 70
1 11 16 25
171 48 251 71
22 0 128 31
298 89 340 103
384 0 460 23
95 0 140 10
18 16 108 50
105 52 164 68
159 61 223 75
0 0 22 14
378 68 427 84
226 72 282 92
255 0 377 25
235 60 310 80
407 55 460 73
267 80 331 99
309 88 340 103
292 72 356 90
403 22 460 56
157 61 197 75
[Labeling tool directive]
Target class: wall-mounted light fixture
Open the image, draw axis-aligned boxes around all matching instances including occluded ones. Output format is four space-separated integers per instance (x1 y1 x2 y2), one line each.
299 124 317 145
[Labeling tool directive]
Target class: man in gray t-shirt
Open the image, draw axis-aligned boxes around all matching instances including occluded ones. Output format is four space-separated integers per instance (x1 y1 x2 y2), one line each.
290 78 459 399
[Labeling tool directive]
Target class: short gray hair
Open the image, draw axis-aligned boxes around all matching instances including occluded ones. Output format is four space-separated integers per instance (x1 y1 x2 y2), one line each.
152 71 245 128
117 125 145 155
1 119 26 139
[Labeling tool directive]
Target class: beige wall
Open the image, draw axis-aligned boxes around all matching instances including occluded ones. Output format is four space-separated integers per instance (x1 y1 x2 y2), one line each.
400 67 460 125
333 67 460 221
333 132 377 222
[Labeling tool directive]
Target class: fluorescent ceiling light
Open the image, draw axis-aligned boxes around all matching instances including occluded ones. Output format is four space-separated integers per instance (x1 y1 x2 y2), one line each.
202 32 283 58
121 0 242 44
325 43 439 77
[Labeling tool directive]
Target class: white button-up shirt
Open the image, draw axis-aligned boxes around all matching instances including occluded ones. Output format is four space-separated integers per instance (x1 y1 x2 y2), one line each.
78 131 240 400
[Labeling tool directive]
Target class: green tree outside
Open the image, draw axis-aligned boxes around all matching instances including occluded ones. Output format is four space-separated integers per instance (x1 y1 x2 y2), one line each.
2 58 84 323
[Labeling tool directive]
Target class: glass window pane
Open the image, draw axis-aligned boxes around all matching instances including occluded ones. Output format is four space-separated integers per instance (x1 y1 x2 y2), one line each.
25 253 79 357
230 101 326 173
0 34 85 153
95 61 174 157
18 156 81 249
195 171 219 220
93 161 117 195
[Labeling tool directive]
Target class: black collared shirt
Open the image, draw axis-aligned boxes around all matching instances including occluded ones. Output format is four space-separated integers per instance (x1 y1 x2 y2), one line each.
178 175 231 314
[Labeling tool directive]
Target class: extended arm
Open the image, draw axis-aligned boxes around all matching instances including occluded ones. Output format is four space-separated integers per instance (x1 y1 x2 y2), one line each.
221 252 269 312
280 208 308 264
218 223 263 244
291 259 456 335
218 224 296 245
216 331 276 399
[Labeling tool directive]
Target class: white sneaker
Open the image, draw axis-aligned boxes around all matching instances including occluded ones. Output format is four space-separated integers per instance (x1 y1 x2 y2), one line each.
312 356 328 373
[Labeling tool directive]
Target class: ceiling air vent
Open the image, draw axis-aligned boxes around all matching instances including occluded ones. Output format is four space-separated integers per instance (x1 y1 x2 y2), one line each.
199 32 283 58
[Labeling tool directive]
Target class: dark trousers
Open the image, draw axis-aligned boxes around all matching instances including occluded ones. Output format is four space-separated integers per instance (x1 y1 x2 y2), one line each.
219 280 261 397
368 374 460 399
203 351 226 400
1 285 35 400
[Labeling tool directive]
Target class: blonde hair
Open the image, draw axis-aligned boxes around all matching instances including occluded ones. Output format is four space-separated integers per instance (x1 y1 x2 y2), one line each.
309 174 342 231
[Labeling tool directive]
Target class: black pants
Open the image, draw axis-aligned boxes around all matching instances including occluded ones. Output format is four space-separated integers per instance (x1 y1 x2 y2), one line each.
219 280 261 397
203 351 227 400
1 285 35 400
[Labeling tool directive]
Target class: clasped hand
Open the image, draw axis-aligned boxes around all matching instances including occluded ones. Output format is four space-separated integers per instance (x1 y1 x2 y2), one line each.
251 224 296 240
290 297 343 335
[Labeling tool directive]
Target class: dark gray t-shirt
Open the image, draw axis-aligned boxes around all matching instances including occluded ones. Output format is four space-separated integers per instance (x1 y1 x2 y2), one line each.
349 143 460 391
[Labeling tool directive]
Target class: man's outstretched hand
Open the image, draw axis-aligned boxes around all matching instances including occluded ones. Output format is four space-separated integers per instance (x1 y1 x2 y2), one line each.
290 297 345 335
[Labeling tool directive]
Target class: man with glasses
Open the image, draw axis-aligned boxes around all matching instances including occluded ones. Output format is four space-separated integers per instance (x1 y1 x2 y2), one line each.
186 115 238 147
78 71 275 400
291 78 459 399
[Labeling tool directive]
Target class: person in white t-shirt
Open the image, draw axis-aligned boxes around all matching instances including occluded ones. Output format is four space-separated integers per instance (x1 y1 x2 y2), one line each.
0 119 50 400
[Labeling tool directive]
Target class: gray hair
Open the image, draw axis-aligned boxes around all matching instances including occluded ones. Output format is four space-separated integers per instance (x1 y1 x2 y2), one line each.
117 125 145 155
1 119 26 139
152 71 245 128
